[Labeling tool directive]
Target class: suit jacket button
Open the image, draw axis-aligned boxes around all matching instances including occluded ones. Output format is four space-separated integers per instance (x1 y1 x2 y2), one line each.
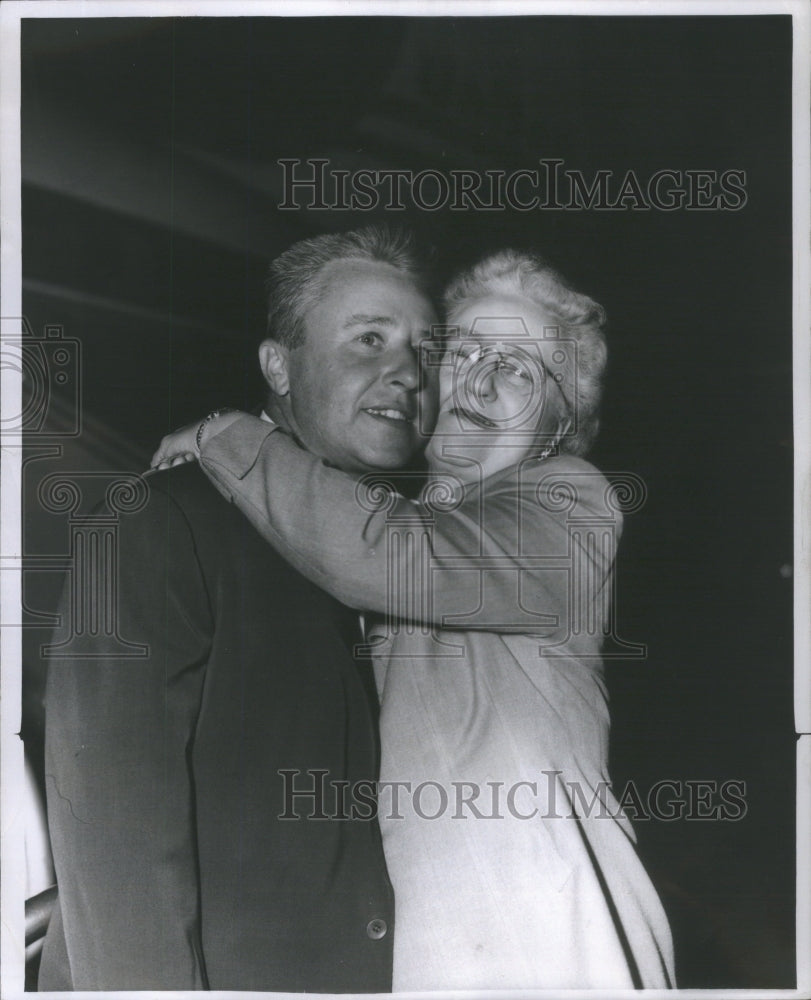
366 918 387 940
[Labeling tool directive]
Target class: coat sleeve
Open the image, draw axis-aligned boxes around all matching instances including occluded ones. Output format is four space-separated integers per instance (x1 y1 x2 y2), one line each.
200 415 619 636
43 481 213 989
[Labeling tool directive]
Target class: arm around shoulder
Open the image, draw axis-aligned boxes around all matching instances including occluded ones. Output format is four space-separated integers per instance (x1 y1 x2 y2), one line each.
200 420 620 634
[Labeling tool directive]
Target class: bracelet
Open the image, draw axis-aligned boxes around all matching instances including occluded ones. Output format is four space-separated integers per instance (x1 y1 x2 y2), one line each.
196 408 234 453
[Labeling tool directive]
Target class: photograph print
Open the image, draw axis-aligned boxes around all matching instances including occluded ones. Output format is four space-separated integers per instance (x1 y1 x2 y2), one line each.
1 2 807 996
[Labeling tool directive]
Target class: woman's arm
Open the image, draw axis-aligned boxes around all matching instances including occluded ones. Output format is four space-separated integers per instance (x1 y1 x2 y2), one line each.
199 415 620 638
150 410 244 470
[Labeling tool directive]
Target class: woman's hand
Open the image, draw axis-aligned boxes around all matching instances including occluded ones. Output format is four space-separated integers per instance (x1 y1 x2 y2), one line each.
150 410 246 470
150 422 201 470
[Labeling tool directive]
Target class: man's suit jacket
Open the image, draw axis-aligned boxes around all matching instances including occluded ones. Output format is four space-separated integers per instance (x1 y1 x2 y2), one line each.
39 463 394 992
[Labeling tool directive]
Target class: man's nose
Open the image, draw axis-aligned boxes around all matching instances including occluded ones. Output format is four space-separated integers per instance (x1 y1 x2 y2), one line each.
384 343 420 391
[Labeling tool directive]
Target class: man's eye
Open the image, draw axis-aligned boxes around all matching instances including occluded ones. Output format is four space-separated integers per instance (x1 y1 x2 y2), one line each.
357 331 382 347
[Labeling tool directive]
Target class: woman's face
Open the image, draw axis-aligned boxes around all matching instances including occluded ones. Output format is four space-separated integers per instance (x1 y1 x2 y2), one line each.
425 292 570 484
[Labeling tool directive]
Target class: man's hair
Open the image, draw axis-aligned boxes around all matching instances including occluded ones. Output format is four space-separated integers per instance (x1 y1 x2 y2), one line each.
443 249 608 457
265 225 429 350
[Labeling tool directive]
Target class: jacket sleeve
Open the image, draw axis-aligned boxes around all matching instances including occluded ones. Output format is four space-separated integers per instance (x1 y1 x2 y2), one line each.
43 481 213 989
200 415 619 635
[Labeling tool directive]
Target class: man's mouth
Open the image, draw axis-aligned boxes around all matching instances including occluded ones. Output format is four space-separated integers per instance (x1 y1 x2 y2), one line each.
363 406 414 425
447 407 497 429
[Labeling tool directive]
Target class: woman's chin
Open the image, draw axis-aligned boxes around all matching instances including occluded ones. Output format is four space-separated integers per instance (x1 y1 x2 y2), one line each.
427 451 515 488
426 447 477 480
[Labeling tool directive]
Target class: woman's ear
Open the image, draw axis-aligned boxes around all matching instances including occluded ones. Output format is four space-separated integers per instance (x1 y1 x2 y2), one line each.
258 339 290 397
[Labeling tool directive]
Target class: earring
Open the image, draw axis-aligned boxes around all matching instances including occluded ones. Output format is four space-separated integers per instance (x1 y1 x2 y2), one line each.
538 431 564 462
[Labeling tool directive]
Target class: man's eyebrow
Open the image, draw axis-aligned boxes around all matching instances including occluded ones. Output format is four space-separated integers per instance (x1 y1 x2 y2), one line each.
342 313 396 328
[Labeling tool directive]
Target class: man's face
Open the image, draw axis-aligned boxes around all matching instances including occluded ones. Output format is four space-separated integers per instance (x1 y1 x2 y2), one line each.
281 259 438 472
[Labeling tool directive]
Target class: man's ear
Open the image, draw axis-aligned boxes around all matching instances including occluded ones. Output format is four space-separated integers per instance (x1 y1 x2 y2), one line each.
258 339 291 397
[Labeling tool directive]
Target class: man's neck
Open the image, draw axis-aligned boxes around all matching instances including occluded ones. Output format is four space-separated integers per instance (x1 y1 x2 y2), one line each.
264 397 315 455
264 396 290 430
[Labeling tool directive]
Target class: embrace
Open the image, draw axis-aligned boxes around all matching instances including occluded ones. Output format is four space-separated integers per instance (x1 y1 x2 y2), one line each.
41 226 676 991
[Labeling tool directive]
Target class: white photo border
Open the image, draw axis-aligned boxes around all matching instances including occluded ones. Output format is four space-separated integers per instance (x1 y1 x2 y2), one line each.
2 2 808 998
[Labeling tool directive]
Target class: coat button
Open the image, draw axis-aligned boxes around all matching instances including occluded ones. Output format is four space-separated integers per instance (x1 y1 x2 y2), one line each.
366 918 388 940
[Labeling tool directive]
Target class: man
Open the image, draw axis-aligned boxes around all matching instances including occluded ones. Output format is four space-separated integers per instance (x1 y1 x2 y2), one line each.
39 226 438 991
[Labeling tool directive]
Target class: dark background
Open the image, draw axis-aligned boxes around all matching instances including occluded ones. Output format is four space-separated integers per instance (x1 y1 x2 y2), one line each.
19 15 795 988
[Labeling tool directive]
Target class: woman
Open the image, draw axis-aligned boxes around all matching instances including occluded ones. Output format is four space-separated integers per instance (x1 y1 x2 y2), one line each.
153 250 675 990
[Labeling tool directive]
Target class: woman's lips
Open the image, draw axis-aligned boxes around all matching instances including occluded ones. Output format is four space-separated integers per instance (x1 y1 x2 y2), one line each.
445 406 497 429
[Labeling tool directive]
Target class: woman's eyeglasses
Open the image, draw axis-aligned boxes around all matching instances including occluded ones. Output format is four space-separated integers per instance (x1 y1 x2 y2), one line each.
444 340 569 410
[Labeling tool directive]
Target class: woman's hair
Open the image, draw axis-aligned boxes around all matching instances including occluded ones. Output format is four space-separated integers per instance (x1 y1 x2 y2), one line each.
265 225 430 350
443 249 608 457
